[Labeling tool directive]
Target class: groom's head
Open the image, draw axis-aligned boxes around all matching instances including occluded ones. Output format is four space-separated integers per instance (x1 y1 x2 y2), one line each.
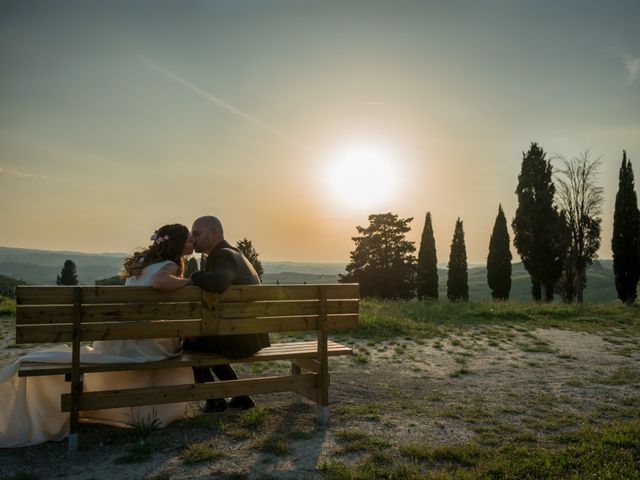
191 216 224 254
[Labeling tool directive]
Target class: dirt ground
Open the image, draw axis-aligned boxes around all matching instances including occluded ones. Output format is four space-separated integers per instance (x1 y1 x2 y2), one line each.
1 318 639 480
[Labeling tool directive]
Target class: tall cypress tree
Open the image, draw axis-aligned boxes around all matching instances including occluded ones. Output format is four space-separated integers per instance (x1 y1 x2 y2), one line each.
487 205 512 300
612 151 640 304
447 218 468 301
512 142 568 302
416 212 438 300
56 259 79 285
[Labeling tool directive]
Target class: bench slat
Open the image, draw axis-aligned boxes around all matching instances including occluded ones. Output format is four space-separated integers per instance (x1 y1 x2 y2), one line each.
18 341 353 377
206 314 359 335
16 302 202 325
16 286 203 305
16 320 202 343
16 284 359 306
220 284 359 301
61 374 318 411
17 314 358 343
219 299 358 319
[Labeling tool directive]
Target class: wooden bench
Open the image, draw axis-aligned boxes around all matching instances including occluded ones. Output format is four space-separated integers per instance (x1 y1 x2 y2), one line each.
15 283 359 451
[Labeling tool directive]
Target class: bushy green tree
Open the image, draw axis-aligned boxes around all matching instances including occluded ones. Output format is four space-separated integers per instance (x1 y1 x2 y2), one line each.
236 238 264 280
416 212 439 300
512 142 568 302
556 151 603 303
612 151 640 304
447 218 468 301
340 213 416 298
56 259 79 285
487 205 512 300
184 257 199 278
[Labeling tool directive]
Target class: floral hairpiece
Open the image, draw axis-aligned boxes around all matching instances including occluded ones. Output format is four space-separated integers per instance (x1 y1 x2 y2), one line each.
150 232 170 245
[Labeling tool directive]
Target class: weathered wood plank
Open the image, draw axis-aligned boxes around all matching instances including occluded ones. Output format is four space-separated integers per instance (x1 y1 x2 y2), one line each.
19 341 351 375
16 312 358 343
16 320 202 343
16 302 202 325
18 341 353 377
16 284 359 306
61 374 318 411
219 284 359 302
16 286 203 305
214 314 359 335
219 299 358 319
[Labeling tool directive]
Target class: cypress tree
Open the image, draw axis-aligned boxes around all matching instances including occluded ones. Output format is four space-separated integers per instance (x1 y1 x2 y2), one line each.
512 142 568 302
487 205 512 300
416 212 438 300
447 218 468 301
612 151 640 304
56 259 79 285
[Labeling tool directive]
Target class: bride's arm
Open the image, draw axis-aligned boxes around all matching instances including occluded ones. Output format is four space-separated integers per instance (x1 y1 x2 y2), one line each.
150 263 192 291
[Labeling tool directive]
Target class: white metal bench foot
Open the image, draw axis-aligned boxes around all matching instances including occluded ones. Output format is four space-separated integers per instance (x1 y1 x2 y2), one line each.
317 406 329 426
68 433 78 452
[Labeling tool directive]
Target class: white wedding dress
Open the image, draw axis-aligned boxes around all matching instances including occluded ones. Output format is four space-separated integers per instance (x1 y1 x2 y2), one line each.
0 261 194 448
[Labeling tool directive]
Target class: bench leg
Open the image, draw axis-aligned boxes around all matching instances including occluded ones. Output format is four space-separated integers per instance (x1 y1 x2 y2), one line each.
317 405 329 426
68 372 83 452
291 362 302 404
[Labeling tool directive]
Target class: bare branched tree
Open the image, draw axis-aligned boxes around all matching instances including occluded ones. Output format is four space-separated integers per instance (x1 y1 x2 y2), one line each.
555 151 603 303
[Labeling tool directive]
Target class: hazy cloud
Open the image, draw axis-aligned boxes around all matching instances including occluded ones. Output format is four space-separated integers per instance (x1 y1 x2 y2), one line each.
0 167 48 180
614 48 640 85
139 56 309 152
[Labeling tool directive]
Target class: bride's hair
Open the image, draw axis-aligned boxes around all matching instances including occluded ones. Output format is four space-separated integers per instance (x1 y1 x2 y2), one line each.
122 224 190 278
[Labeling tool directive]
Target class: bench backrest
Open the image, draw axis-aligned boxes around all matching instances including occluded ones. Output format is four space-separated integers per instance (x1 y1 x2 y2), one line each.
16 284 359 343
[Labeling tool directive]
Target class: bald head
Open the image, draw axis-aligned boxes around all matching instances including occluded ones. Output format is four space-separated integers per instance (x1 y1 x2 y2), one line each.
191 216 224 254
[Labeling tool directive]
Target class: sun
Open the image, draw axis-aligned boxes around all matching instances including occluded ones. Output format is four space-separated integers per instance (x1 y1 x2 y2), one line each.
326 145 398 210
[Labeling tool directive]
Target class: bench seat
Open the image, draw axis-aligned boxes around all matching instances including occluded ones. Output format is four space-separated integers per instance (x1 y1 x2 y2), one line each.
18 340 353 377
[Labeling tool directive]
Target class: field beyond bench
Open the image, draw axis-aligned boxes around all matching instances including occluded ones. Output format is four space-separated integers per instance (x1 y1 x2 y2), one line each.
15 283 359 451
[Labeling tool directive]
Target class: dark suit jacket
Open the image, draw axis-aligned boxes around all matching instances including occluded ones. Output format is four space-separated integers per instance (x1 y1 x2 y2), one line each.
190 240 271 358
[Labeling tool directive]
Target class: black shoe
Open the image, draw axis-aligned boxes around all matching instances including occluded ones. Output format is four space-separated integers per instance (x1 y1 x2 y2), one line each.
200 398 227 413
229 395 255 410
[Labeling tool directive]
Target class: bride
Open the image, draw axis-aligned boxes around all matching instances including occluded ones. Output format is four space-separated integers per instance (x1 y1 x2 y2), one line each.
0 224 196 448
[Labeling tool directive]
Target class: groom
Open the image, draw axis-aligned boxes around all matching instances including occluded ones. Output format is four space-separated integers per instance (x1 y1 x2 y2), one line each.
186 215 271 412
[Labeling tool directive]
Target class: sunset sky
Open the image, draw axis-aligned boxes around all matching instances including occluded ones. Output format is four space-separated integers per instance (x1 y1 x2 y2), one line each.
1 0 639 263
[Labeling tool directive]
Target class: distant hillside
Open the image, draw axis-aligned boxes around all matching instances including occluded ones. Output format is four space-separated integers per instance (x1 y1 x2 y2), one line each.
0 246 126 284
445 260 617 303
0 246 620 302
0 246 346 285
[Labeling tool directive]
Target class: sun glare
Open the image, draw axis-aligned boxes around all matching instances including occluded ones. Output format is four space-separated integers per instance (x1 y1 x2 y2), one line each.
326 145 398 210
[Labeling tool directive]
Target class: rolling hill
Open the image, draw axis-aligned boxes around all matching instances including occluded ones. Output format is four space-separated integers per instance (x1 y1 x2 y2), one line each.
0 246 622 303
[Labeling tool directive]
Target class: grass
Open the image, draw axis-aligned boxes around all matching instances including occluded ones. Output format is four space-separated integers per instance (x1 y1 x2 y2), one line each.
592 366 640 385
346 299 640 341
126 408 161 440
253 434 290 456
0 296 16 316
114 440 157 464
239 406 269 429
181 442 226 465
335 429 390 453
318 420 640 480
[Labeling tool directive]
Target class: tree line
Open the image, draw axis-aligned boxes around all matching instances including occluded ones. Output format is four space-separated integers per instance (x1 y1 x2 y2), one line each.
340 144 640 305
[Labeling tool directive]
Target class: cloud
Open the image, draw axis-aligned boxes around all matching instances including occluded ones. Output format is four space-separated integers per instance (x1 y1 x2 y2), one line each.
139 56 309 152
614 48 640 85
0 167 48 180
